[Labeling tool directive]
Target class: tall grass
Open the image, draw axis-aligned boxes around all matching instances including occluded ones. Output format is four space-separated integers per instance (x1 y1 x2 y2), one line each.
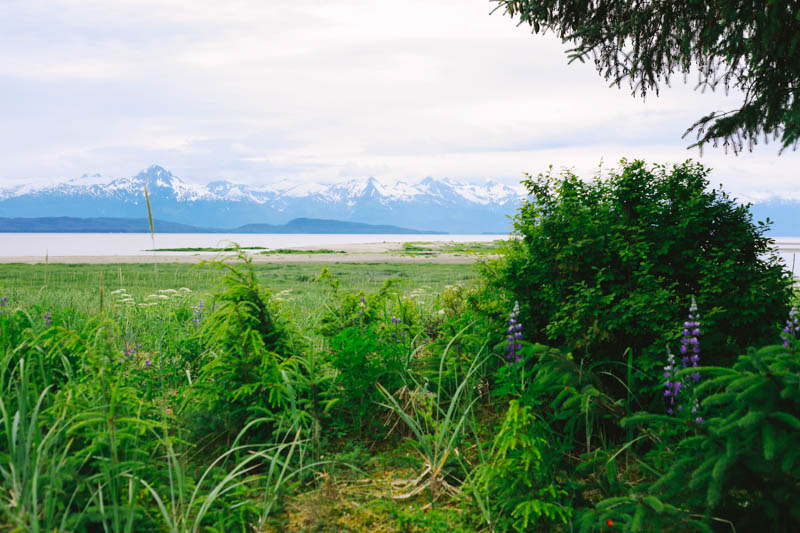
377 324 489 505
0 358 83 532
143 183 158 280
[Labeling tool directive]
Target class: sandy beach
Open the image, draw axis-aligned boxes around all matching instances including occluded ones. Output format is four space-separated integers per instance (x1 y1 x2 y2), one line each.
0 241 496 264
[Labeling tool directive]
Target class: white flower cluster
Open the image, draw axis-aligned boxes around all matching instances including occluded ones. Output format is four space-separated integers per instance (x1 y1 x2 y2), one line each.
111 287 193 308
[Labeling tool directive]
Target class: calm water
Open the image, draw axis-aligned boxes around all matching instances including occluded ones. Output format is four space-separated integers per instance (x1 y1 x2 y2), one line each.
774 237 800 277
0 233 505 257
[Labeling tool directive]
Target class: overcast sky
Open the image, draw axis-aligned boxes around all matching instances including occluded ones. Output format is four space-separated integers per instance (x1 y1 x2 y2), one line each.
1 0 797 200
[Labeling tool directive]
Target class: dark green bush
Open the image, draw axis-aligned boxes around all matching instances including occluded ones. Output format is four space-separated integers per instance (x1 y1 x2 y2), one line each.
495 159 792 399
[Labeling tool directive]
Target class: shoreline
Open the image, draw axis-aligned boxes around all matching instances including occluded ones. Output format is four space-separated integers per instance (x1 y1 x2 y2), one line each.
0 241 496 265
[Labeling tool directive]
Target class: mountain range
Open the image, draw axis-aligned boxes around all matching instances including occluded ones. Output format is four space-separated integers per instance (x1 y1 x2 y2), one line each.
0 165 524 234
0 165 796 235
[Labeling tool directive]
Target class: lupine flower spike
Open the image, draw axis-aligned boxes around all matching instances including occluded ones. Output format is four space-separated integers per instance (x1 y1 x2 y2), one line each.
390 315 404 341
125 341 142 360
193 300 205 325
781 305 798 348
43 312 52 326
666 297 702 420
506 301 523 363
681 296 701 383
663 349 682 415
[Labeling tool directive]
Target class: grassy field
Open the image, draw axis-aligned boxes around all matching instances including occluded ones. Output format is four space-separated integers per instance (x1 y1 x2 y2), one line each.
0 261 476 313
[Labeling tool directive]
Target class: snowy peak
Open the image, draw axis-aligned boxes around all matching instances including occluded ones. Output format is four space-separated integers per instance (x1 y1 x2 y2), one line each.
0 165 525 206
0 165 526 233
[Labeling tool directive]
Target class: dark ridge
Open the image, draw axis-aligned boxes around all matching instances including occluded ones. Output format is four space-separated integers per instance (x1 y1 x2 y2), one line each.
0 216 446 234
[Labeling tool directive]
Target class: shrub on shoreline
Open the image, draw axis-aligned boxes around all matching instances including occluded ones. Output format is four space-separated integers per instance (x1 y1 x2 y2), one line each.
494 159 793 401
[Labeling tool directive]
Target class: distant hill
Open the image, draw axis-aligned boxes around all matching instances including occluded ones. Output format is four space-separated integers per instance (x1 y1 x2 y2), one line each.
0 165 522 234
236 218 444 234
0 217 204 233
0 216 445 234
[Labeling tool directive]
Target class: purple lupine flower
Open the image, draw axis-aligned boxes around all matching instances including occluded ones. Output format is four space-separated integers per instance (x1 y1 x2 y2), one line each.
663 350 682 414
680 297 701 382
781 305 798 348
666 298 703 418
0 296 6 314
124 341 141 358
192 300 205 325
505 301 524 363
43 312 52 326
389 315 404 342
145 359 152 367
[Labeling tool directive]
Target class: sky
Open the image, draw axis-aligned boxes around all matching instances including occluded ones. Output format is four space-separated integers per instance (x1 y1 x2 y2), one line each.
1 0 798 201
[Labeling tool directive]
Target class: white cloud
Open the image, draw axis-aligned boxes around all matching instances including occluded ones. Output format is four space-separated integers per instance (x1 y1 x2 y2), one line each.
0 0 797 201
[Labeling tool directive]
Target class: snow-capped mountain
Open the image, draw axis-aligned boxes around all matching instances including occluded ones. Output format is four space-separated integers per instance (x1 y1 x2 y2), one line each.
0 165 526 233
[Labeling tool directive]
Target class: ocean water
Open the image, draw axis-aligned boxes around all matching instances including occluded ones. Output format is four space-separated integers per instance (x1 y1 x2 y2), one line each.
0 233 505 257
774 237 800 277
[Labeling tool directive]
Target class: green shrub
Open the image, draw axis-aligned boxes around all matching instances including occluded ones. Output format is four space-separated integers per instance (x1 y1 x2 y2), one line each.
495 159 792 400
329 325 405 436
194 250 298 438
471 400 572 531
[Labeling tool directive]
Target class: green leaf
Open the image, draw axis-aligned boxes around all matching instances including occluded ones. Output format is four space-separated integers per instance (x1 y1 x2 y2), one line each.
642 495 664 514
763 422 777 461
769 412 800 430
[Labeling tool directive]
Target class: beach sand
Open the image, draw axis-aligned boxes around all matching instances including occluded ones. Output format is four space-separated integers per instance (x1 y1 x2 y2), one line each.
0 241 496 265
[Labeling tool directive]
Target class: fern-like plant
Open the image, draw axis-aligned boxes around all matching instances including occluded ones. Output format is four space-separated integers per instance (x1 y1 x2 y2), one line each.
582 344 800 531
194 247 297 439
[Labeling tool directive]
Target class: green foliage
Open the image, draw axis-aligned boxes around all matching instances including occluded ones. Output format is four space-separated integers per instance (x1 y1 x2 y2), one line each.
315 268 418 339
6 245 798 531
195 250 297 436
495 0 800 152
495 344 627 456
377 329 488 506
0 358 82 532
329 325 405 436
472 400 572 531
2 257 487 531
496 159 792 402
590 344 800 531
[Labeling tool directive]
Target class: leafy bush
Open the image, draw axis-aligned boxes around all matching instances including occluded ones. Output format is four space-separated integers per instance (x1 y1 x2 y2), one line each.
329 325 405 436
496 159 792 398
